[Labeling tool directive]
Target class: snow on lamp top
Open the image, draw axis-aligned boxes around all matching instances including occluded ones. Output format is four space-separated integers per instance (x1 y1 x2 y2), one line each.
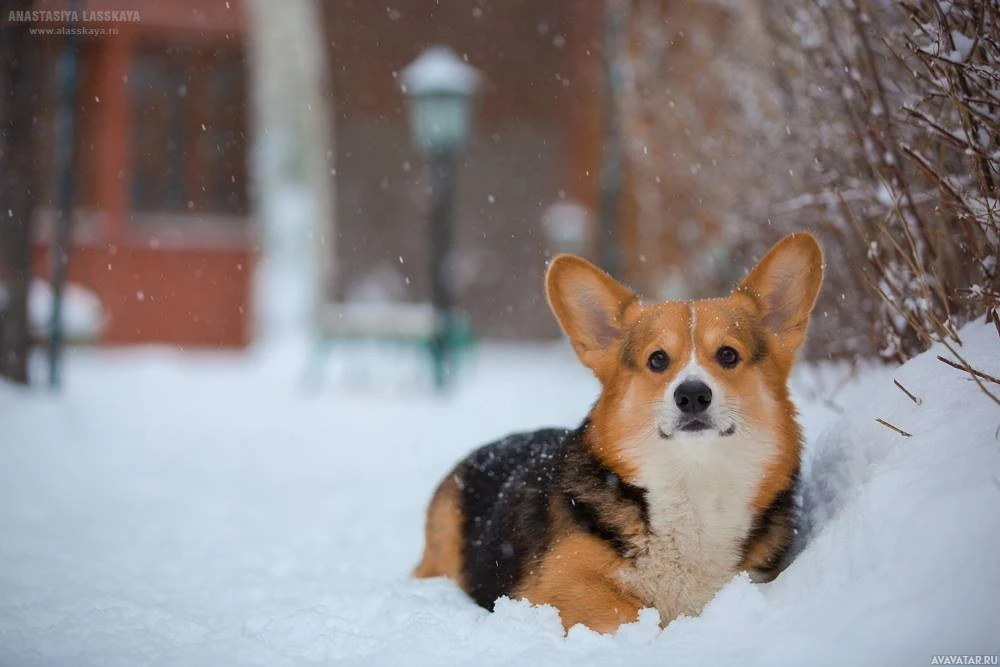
400 47 481 154
400 46 480 97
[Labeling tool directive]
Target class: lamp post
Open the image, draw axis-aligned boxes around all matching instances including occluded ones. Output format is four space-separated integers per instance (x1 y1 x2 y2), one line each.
49 0 83 390
400 47 480 390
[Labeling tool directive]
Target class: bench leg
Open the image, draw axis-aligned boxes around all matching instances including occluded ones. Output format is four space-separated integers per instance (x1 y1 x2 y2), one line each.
429 333 447 391
302 336 334 391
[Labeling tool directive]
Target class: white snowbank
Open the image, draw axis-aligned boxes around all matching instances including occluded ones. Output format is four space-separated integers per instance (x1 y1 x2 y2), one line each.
0 325 997 665
27 278 105 340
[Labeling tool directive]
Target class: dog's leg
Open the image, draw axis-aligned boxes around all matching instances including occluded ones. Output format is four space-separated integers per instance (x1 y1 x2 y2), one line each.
515 533 642 634
413 475 463 581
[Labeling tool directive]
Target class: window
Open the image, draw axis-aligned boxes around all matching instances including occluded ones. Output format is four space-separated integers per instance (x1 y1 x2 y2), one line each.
129 39 248 217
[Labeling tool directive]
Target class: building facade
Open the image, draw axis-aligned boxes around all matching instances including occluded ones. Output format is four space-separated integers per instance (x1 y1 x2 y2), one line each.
27 0 610 346
30 0 253 347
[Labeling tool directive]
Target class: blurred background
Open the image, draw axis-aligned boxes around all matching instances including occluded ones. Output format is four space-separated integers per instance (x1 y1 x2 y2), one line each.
0 0 996 389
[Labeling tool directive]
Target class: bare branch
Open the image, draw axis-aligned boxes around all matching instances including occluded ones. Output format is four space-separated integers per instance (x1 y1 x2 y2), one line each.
875 417 913 438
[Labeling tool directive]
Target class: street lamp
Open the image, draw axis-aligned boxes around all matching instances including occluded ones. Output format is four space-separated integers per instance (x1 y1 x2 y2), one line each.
401 46 480 154
542 201 593 257
400 47 480 389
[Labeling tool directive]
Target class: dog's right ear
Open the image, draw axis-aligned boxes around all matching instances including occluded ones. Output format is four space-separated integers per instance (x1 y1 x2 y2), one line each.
546 255 639 373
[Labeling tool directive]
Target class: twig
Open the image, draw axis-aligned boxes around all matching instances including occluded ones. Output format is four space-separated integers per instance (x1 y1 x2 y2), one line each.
893 378 922 405
937 340 1000 408
936 354 1000 385
875 417 912 438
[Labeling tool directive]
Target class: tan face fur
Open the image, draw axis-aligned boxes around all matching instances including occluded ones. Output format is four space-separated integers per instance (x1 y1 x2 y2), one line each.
546 234 824 516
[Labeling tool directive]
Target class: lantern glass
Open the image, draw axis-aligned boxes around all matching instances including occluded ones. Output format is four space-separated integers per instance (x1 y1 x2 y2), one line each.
542 201 592 256
401 46 480 155
407 91 473 155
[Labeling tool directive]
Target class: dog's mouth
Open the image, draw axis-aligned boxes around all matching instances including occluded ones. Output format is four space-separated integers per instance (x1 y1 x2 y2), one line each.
659 419 736 439
679 418 711 432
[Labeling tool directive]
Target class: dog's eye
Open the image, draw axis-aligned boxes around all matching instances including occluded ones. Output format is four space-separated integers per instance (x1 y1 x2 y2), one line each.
646 350 669 373
716 346 740 368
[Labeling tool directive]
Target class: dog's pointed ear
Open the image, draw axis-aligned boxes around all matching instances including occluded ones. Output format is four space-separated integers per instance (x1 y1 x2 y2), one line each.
546 254 639 372
736 233 824 354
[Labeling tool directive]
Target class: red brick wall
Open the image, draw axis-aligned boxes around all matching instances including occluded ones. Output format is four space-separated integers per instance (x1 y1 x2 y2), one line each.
32 243 253 347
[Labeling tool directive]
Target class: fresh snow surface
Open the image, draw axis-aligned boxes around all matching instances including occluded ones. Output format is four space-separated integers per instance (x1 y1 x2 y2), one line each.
1 326 998 666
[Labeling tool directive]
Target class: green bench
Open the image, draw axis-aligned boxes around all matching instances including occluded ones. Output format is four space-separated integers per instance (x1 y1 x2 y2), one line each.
305 301 473 391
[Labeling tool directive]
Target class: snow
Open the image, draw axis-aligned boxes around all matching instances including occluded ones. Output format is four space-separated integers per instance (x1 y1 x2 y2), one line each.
947 31 975 63
1 325 998 665
317 302 437 338
400 46 480 96
27 278 105 340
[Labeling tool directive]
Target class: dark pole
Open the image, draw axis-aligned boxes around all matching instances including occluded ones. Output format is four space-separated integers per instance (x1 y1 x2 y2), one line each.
0 0 39 385
428 148 456 390
48 3 82 389
597 0 626 278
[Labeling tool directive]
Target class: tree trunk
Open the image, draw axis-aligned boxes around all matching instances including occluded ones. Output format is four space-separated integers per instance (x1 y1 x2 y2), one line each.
245 0 336 342
0 2 39 385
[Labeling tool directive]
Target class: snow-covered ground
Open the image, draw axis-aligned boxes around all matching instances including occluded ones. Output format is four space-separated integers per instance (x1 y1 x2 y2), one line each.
0 325 998 666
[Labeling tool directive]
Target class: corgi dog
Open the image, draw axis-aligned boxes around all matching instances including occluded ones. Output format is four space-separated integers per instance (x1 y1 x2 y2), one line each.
414 233 824 633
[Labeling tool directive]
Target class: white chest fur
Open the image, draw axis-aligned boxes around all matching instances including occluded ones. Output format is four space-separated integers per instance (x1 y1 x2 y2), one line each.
617 428 776 622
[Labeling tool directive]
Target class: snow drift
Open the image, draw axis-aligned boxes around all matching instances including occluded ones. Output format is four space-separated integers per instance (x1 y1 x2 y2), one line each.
0 324 997 665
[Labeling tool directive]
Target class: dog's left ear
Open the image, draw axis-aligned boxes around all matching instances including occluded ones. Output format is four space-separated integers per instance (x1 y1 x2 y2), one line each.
736 233 824 355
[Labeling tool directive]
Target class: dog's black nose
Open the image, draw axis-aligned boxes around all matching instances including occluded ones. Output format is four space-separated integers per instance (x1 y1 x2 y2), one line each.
674 380 712 414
